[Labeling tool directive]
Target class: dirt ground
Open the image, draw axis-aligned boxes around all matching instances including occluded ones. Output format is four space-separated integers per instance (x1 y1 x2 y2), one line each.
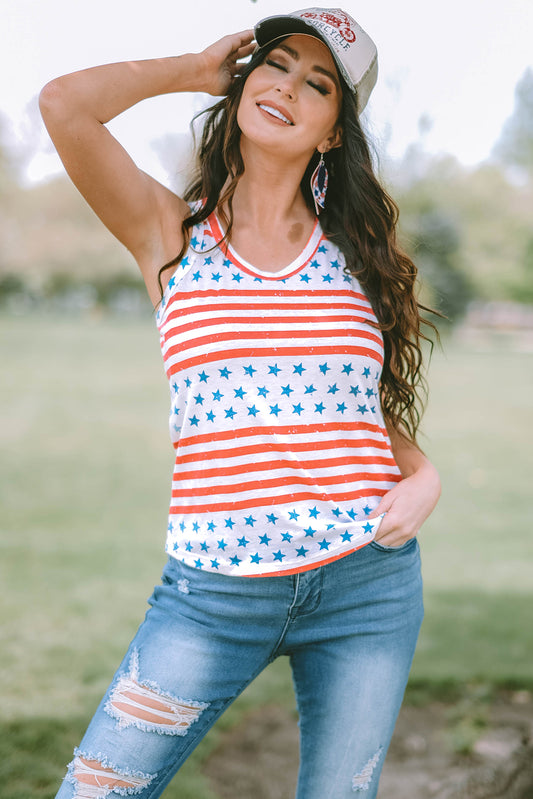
204 691 533 799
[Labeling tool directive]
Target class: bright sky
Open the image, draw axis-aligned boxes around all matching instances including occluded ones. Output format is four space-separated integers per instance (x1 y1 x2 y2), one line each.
3 0 532 184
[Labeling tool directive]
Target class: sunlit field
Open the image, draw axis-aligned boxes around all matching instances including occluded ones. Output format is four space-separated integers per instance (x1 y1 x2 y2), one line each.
1 314 532 798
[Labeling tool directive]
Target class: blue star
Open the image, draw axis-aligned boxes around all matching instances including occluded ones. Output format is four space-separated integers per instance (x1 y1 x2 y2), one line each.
332 507 343 518
281 384 294 396
341 531 353 542
281 532 293 542
217 539 227 550
200 541 209 552
243 364 257 377
192 521 200 533
234 387 246 399
357 404 369 415
210 559 220 569
172 382 179 393
232 272 243 282
203 256 214 265
342 363 354 375
288 509 300 520
212 389 223 401
173 407 179 416
207 521 216 532
269 404 281 416
211 272 222 282
292 403 304 415
194 559 203 569
168 277 176 289
319 362 331 374
365 388 375 398
296 546 309 557
237 536 249 547
190 236 199 248
230 555 242 566
309 507 320 518
189 415 200 427
257 386 269 397
223 258 232 268
179 521 186 532
168 521 174 532
192 270 201 282
314 402 326 414
173 542 179 551
363 506 371 516
266 513 279 524
244 515 256 527
300 273 312 283
350 385 361 397
322 273 333 283
194 393 204 405
330 259 341 269
273 550 285 562
363 367 371 377
318 538 331 550
343 274 352 283
268 364 282 376
185 541 193 552
304 526 316 537
225 407 237 419
347 508 358 520
293 363 306 375
250 553 262 564
327 383 339 394
206 410 216 422
363 522 374 533
185 377 192 387
219 367 232 379
259 533 271 545
198 371 209 383
310 259 320 269
318 244 327 253
247 405 259 416
304 384 317 394
326 523 335 531
181 256 190 267
225 517 235 529
336 402 347 414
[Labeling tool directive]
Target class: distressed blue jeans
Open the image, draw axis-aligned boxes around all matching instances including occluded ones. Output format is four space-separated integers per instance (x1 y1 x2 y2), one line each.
56 537 423 799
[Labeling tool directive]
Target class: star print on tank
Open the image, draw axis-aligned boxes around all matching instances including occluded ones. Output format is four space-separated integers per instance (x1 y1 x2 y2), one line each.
156 204 401 576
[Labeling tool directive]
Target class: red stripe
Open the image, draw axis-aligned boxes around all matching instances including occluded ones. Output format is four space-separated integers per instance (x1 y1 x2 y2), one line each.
163 287 370 301
163 301 374 324
170 471 399 498
174 437 393 465
172 454 397 482
175 421 389 449
169 485 395 514
166 345 383 377
164 327 383 360
162 313 376 340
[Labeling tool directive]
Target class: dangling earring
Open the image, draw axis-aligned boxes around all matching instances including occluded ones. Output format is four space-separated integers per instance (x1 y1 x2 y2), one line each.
310 151 328 215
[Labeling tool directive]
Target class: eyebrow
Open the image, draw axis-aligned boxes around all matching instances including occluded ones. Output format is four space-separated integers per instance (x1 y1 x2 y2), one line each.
274 43 340 87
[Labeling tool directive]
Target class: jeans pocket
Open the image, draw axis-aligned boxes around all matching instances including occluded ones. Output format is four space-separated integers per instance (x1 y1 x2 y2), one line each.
370 537 418 553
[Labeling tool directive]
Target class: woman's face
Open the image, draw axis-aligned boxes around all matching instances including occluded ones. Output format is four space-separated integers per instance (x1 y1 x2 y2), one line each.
237 34 343 161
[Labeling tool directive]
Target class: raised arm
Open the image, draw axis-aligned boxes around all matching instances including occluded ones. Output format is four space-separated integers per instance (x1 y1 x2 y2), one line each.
39 31 255 305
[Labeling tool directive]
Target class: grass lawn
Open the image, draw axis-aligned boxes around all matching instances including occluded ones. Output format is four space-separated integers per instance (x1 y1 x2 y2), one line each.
1 314 532 798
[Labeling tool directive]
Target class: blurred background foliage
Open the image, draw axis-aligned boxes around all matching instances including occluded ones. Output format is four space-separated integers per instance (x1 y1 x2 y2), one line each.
1 67 532 323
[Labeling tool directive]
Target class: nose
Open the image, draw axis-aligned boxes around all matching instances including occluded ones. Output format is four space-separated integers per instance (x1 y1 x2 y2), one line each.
274 74 297 101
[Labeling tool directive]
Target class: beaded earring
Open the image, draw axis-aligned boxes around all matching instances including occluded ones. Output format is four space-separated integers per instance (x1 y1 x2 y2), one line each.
310 151 328 215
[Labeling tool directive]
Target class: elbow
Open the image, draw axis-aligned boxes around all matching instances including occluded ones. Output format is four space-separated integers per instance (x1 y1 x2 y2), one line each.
39 78 71 126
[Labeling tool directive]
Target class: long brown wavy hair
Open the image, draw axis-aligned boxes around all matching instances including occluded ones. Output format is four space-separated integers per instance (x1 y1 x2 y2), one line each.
158 41 437 443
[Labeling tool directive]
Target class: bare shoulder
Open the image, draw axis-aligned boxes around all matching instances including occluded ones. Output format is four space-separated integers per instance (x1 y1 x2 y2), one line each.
136 180 191 306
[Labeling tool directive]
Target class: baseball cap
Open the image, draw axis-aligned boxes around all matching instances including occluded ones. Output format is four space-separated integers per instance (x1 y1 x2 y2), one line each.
254 8 378 114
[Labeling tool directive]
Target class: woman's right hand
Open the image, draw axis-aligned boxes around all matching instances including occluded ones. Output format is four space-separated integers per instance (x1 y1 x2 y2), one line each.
198 30 256 96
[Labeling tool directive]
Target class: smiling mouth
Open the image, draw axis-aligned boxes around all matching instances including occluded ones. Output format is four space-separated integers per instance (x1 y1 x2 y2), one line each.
257 103 294 125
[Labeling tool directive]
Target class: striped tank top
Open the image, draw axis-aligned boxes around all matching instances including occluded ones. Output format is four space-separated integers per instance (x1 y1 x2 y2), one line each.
156 209 402 576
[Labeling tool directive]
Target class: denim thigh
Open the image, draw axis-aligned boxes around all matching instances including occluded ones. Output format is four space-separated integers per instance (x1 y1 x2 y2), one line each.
55 539 423 799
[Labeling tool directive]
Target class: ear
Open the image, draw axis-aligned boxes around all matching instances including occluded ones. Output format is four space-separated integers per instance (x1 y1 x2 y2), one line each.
321 125 343 153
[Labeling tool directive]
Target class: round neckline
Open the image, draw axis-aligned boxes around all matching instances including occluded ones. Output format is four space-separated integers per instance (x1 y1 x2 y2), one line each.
208 212 324 281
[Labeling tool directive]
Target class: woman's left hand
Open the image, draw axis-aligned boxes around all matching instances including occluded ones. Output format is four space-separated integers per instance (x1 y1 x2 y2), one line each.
369 461 441 548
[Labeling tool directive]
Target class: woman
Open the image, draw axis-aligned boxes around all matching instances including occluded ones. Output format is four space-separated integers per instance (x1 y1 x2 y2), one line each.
41 8 441 798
